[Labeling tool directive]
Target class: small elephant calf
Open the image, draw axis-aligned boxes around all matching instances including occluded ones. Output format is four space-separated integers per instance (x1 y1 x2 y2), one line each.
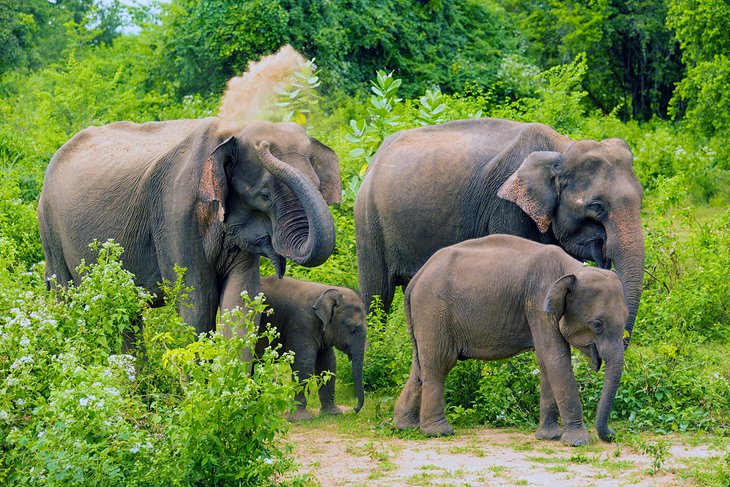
258 276 367 421
394 235 628 445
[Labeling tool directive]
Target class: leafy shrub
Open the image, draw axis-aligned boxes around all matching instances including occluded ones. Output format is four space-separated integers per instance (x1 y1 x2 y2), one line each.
362 295 411 394
0 242 304 485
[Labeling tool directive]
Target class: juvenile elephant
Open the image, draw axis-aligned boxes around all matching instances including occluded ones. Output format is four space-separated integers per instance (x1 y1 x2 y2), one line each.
355 118 643 348
38 119 341 335
394 234 628 445
257 276 367 420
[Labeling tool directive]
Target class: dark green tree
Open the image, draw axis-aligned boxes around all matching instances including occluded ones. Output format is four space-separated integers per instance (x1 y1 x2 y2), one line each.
503 0 684 121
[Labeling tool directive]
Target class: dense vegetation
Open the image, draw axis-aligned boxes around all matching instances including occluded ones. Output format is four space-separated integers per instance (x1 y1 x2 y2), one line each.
1 0 728 484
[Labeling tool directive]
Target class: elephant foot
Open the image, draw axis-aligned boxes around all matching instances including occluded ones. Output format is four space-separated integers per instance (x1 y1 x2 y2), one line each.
535 423 562 441
420 418 455 437
394 410 420 430
320 404 343 416
288 408 314 422
561 428 591 447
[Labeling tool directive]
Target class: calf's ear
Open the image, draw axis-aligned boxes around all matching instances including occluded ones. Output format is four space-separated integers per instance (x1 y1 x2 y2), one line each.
544 274 576 318
313 289 343 327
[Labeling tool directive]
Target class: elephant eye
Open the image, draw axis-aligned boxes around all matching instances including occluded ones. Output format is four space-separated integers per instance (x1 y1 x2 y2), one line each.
590 320 604 334
350 326 358 334
587 201 605 215
260 189 270 201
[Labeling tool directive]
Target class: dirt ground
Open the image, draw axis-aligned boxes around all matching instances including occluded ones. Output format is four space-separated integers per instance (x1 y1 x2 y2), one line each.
288 412 728 487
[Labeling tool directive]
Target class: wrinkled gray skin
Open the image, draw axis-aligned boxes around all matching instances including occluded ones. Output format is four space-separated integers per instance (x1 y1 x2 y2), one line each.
394 235 628 445
257 276 367 421
39 119 341 337
355 118 643 348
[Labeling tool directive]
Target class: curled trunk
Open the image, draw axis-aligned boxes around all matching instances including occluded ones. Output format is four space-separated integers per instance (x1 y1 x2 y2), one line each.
256 141 335 267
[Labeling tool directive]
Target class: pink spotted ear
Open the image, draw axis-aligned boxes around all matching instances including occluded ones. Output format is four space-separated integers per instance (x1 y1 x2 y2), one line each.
497 151 562 233
199 136 234 224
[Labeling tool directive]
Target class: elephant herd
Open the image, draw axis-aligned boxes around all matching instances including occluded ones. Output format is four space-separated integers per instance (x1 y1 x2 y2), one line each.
38 115 644 445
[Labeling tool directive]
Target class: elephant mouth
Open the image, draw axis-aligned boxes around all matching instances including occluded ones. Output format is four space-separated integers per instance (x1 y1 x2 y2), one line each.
251 235 287 278
584 238 612 270
578 343 603 371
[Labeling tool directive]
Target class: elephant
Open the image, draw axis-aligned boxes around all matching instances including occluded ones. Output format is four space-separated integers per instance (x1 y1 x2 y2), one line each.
394 234 628 445
354 118 643 348
257 276 367 420
38 118 342 337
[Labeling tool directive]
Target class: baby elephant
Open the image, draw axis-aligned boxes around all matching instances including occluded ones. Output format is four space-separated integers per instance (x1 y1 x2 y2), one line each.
258 276 367 421
394 235 628 445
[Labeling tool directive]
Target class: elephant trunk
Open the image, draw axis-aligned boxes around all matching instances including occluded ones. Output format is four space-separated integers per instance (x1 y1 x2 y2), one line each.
605 212 645 349
595 346 624 442
256 141 335 267
352 347 365 413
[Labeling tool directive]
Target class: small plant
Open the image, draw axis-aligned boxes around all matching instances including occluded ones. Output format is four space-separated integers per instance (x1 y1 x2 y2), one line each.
346 69 403 180
416 87 447 126
642 439 670 475
274 59 321 130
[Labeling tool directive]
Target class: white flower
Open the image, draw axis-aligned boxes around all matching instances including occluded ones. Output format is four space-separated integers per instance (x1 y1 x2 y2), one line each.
6 377 17 386
263 457 274 465
19 337 30 347
79 398 89 407
10 355 34 369
0 410 9 421
16 398 25 407
130 445 140 453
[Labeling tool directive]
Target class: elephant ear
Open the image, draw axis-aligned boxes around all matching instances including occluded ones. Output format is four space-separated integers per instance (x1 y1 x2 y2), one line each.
198 136 235 224
309 137 342 204
544 274 577 318
313 288 342 327
497 151 562 233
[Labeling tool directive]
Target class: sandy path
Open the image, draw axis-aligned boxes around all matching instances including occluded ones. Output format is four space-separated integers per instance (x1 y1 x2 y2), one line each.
288 420 726 486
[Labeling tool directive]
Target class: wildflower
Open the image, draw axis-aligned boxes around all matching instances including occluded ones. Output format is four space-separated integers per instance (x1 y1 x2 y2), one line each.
16 398 25 407
0 410 9 421
130 444 140 453
19 337 30 347
10 355 34 369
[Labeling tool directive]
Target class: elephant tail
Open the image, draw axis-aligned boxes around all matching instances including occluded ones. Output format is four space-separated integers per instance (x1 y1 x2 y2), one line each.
403 283 421 381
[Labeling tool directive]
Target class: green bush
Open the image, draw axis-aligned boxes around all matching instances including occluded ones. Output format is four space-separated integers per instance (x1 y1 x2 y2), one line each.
0 242 304 485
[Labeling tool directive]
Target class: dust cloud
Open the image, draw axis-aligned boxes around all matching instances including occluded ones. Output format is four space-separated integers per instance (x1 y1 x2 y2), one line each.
217 44 305 134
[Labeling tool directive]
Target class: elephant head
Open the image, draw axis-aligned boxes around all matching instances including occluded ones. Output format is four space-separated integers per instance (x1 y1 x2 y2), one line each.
313 288 367 413
199 121 341 276
544 269 628 442
498 139 644 348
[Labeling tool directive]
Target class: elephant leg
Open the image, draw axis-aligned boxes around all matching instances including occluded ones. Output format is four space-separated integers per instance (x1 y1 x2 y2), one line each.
316 348 342 415
218 254 261 360
289 345 316 422
418 341 457 436
394 347 422 429
535 365 562 441
536 343 590 446
357 244 397 316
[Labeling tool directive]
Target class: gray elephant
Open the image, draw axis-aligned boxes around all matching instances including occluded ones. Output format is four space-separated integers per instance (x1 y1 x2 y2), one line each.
394 234 628 445
38 119 341 336
257 276 366 420
355 118 643 347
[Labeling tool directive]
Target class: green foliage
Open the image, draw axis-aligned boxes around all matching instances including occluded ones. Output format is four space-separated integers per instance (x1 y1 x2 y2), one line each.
670 55 730 138
274 59 321 130
0 242 303 485
639 181 730 343
361 295 411 394
416 87 447 126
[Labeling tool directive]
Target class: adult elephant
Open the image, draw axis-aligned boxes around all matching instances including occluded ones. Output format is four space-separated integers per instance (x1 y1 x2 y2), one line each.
355 118 644 347
39 119 341 335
